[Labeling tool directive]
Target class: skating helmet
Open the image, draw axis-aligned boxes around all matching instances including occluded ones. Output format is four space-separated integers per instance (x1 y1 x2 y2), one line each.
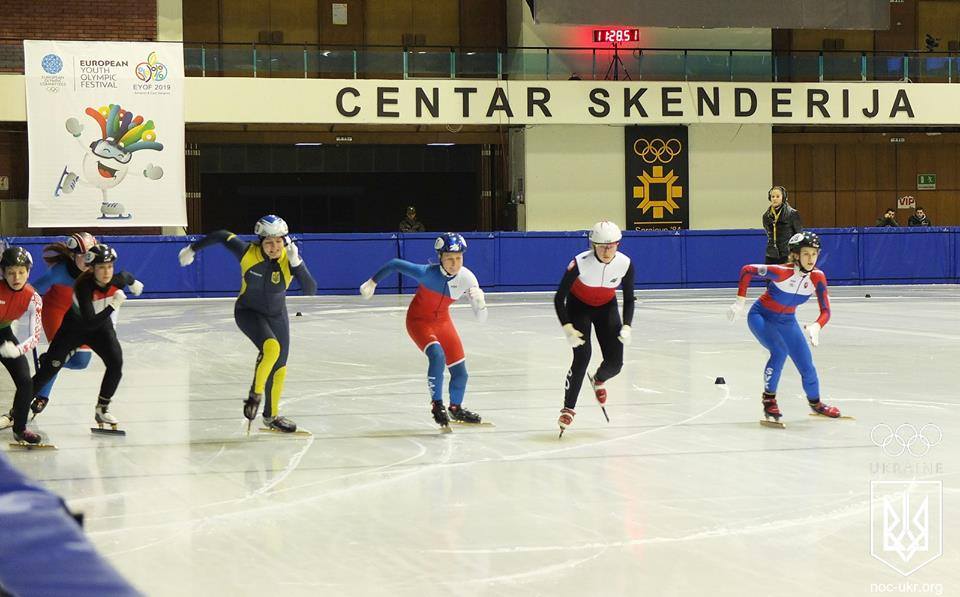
1 246 34 271
788 231 821 253
254 215 289 239
434 232 467 254
588 221 622 244
65 232 97 255
84 244 118 265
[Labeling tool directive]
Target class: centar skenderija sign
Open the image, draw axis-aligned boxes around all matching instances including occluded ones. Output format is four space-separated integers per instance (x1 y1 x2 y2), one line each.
187 79 939 125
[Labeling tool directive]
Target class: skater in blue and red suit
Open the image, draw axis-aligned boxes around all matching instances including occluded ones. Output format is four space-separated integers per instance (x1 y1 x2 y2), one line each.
359 233 488 429
727 231 841 424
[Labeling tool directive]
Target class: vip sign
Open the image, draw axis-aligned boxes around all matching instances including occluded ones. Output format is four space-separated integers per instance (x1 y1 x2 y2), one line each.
870 481 943 576
897 195 917 210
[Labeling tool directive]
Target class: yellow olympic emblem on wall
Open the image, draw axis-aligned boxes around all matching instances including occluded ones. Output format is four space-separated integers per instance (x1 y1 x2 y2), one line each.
633 138 683 164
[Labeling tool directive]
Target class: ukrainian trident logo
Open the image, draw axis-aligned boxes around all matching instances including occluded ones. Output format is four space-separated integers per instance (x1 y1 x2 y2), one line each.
870 481 943 576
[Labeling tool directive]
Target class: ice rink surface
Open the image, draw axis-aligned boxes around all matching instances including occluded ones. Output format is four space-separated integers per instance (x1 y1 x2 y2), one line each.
2 286 958 596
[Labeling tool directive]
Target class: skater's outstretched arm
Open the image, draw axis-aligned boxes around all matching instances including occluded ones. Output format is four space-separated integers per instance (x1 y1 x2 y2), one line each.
553 261 579 325
74 277 116 326
185 230 249 262
284 237 317 296
371 259 430 284
736 263 792 297
13 293 43 356
32 263 73 295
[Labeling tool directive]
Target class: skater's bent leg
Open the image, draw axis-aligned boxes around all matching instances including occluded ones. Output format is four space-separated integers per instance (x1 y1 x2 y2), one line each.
235 307 278 396
263 316 290 418
748 309 788 393
448 362 467 406
783 321 820 399
424 342 446 403
593 300 623 383
563 297 593 410
2 351 33 433
87 329 123 400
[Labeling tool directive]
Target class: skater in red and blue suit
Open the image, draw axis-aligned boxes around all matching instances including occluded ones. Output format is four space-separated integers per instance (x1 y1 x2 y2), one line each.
727 231 841 424
359 233 488 429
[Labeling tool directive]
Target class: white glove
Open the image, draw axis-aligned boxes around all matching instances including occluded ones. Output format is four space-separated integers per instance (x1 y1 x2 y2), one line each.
65 117 83 137
284 236 302 267
143 163 163 180
129 279 144 296
618 325 632 346
727 296 746 322
178 246 195 266
467 287 488 322
562 323 585 348
804 322 821 347
110 290 127 310
359 279 377 299
0 341 20 359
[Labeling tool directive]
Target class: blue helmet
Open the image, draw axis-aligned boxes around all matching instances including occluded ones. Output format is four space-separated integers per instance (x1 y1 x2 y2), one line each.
254 215 289 238
434 233 467 254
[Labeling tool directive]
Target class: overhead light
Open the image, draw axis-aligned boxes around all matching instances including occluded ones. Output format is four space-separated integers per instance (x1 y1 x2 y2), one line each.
417 51 426 55
466 52 476 56
336 135 353 143
322 51 331 57
427 142 455 146
295 142 323 146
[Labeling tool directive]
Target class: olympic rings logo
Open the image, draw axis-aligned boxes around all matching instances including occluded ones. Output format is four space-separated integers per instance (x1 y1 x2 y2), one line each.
870 423 942 457
633 138 682 164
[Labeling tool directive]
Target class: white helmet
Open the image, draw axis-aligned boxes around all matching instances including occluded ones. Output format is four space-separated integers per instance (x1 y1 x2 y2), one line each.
588 221 622 244
254 214 289 238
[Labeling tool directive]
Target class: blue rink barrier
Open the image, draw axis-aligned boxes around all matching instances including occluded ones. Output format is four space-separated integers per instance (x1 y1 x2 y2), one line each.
4 227 957 298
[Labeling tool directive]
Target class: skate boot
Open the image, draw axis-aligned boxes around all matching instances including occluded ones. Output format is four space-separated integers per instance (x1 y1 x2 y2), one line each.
243 392 262 434
431 400 450 431
448 404 482 424
761 392 785 428
13 428 42 446
808 400 841 418
93 400 123 435
558 407 576 438
30 396 50 420
261 415 298 433
0 409 12 430
100 202 130 219
586 372 607 405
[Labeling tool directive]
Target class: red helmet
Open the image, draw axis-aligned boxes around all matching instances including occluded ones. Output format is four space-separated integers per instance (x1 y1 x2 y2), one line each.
66 232 97 255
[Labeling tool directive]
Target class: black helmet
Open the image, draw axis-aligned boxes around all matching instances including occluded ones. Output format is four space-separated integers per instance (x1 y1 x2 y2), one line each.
83 244 118 265
1 247 33 270
788 231 821 253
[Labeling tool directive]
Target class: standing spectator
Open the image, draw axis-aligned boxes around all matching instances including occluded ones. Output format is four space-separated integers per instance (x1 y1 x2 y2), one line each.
399 206 425 233
762 186 802 265
908 206 932 227
875 208 899 227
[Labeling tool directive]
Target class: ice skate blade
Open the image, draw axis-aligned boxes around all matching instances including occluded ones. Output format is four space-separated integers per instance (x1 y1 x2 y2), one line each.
600 406 610 423
91 427 127 436
97 214 133 220
439 425 453 434
808 414 855 420
258 427 312 437
449 420 495 427
9 442 57 450
759 419 786 429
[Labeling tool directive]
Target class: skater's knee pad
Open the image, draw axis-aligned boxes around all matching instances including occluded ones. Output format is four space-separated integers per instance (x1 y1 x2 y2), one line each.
260 338 281 366
64 349 92 370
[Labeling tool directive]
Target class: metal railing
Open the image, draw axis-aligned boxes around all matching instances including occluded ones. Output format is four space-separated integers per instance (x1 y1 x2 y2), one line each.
3 40 960 82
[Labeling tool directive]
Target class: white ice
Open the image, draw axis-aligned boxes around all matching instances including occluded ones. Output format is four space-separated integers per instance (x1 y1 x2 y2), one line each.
2 286 959 596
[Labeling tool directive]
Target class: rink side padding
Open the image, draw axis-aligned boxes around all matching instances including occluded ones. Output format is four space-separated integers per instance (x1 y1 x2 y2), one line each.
4 227 957 298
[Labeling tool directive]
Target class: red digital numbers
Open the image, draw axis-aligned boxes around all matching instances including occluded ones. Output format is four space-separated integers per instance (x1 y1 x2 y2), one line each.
593 28 639 44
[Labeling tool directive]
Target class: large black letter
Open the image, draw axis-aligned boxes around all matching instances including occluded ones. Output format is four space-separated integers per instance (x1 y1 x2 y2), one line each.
377 87 400 118
624 88 648 117
772 88 792 117
486 87 514 117
807 89 830 118
734 88 757 117
697 87 720 117
862 89 879 118
661 87 683 117
588 88 610 117
889 89 915 118
416 87 439 118
454 87 478 117
527 87 551 117
336 87 360 117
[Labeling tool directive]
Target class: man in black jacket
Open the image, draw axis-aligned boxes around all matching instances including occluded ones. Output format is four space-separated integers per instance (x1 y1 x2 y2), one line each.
908 206 932 227
762 186 803 265
876 208 899 227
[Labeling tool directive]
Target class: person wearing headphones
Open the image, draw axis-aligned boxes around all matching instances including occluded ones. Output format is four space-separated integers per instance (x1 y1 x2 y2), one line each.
762 186 803 265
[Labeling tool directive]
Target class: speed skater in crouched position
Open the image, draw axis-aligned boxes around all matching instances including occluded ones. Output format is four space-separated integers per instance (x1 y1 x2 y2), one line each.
0 248 44 445
727 231 841 427
554 221 635 436
30 244 143 435
359 233 488 430
178 215 317 433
